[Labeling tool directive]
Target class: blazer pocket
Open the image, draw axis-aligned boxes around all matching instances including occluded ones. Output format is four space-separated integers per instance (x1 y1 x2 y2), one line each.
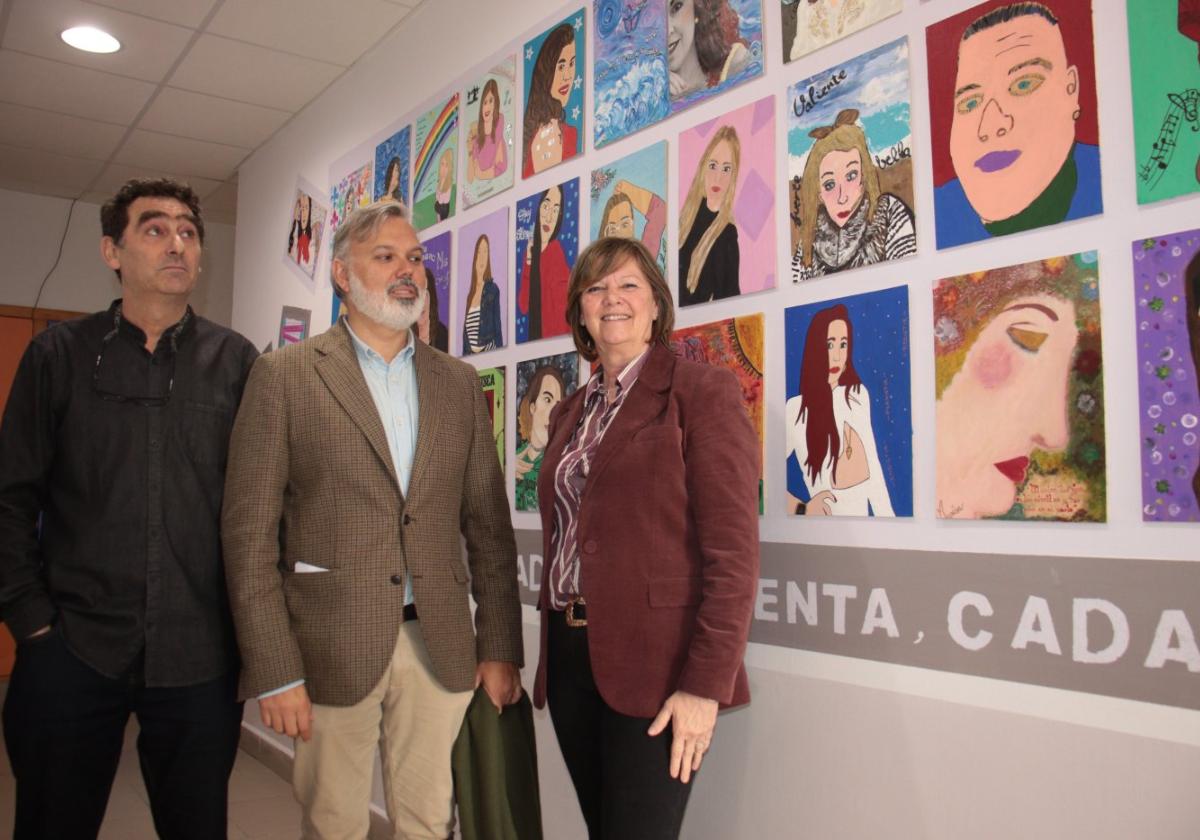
631 426 682 446
647 576 703 608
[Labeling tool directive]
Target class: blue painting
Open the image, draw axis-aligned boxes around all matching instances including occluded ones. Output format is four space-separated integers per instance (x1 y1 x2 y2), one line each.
373 125 410 205
593 0 670 148
590 141 668 271
523 10 586 178
784 285 913 518
515 178 581 344
668 0 764 113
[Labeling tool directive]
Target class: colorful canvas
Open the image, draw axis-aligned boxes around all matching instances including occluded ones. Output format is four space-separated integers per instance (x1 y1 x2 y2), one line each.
284 183 327 283
523 11 586 178
668 0 764 114
329 161 373 235
589 141 668 272
457 207 509 357
787 38 916 283
373 125 411 205
782 0 903 63
515 352 580 511
462 57 517 209
933 252 1105 521
419 232 452 354
278 306 310 347
670 314 765 512
592 0 670 148
926 0 1102 249
515 178 581 343
677 96 776 307
1133 229 1200 522
784 287 913 518
412 94 459 231
478 366 507 472
1129 0 1200 205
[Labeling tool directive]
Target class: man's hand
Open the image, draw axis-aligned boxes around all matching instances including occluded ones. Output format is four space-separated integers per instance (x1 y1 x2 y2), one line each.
259 684 314 742
647 690 718 784
475 660 522 713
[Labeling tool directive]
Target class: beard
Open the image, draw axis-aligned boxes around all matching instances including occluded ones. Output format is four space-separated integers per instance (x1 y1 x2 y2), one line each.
346 270 426 333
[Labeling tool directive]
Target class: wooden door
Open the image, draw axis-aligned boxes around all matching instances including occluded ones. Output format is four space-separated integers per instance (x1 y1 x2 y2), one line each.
0 307 87 676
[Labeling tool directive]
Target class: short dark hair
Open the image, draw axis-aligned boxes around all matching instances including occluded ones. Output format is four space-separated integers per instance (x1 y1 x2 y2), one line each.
101 178 205 246
565 237 675 362
962 2 1058 41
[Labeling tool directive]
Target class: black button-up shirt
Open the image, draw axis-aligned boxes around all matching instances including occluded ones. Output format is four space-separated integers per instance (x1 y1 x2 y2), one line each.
0 300 257 686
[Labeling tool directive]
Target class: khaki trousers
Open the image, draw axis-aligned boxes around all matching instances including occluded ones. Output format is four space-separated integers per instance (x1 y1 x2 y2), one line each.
293 621 474 840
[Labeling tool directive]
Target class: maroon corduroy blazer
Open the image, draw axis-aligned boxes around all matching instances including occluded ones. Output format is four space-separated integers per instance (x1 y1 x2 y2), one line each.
532 342 760 718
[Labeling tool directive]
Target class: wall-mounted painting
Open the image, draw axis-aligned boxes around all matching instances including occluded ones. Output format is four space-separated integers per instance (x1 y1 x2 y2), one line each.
787 38 916 282
462 57 516 209
457 207 508 357
419 231 452 353
784 286 912 518
590 141 668 271
412 94 459 230
934 252 1105 521
374 125 411 205
926 0 1102 249
677 95 775 306
516 178 581 343
1133 229 1200 522
515 352 580 511
284 180 328 284
523 10 586 177
782 0 902 64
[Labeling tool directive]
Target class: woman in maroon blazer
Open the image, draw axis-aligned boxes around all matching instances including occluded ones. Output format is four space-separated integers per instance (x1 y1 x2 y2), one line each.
533 237 759 839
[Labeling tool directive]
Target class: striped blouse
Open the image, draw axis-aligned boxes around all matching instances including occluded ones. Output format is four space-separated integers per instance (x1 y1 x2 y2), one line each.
546 348 651 610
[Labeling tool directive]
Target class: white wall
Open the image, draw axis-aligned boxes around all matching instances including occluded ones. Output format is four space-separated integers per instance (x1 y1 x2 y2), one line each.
229 0 1200 836
0 186 235 326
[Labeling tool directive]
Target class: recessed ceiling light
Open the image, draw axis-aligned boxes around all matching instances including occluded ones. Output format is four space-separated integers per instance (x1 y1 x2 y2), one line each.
61 26 121 54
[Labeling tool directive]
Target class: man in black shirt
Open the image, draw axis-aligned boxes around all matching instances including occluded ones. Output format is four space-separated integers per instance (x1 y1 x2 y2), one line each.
0 178 258 839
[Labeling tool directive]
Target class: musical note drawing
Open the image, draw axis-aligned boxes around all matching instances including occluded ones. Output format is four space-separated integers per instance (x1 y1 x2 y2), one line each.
1138 88 1200 188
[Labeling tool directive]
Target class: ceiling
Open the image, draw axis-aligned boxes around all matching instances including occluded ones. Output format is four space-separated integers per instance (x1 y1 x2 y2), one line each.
0 0 424 223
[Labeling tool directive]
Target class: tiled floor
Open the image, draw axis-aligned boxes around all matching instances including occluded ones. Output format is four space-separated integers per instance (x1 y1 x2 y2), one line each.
0 682 303 839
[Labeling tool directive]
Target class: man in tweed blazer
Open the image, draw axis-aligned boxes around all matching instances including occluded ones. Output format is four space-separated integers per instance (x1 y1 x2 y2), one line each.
222 200 523 839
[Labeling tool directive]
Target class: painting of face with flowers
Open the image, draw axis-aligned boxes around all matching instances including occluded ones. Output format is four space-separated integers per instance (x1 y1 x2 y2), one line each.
933 252 1105 521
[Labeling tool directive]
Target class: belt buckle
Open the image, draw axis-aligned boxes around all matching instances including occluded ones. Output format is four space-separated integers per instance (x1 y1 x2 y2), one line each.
565 596 587 628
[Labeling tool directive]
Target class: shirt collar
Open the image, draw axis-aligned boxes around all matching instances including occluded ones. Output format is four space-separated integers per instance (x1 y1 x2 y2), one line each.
344 316 415 369
584 346 651 405
109 298 194 354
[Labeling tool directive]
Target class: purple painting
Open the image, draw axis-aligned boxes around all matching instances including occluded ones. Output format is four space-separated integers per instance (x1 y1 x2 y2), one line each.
1134 229 1200 522
419 231 452 354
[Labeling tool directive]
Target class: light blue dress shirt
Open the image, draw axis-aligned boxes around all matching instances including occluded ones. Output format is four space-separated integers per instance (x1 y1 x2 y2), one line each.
260 322 420 700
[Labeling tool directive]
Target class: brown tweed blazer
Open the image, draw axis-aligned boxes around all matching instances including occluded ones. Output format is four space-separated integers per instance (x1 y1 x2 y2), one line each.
221 321 522 705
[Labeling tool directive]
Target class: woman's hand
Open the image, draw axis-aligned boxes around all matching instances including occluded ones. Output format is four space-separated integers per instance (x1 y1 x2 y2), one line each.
647 690 718 783
514 446 539 478
806 489 837 516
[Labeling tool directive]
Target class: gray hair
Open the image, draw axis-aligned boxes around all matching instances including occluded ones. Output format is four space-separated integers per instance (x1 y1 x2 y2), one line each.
330 199 410 298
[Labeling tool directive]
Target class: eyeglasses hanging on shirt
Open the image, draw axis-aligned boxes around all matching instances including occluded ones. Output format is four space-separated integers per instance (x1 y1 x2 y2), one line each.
91 305 184 407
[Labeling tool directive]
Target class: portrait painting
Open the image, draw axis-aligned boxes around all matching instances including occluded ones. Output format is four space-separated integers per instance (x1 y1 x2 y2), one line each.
283 181 328 284
590 141 668 272
934 251 1106 521
782 0 902 64
926 0 1103 250
523 11 586 178
373 124 411 205
478 366 507 472
1128 0 1200 205
667 0 764 113
787 38 916 283
1133 229 1200 522
456 207 508 357
412 93 459 231
418 231 452 354
462 57 517 209
516 177 581 344
670 314 765 512
328 161 373 235
515 352 581 511
784 286 913 518
677 95 776 307
277 306 311 348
